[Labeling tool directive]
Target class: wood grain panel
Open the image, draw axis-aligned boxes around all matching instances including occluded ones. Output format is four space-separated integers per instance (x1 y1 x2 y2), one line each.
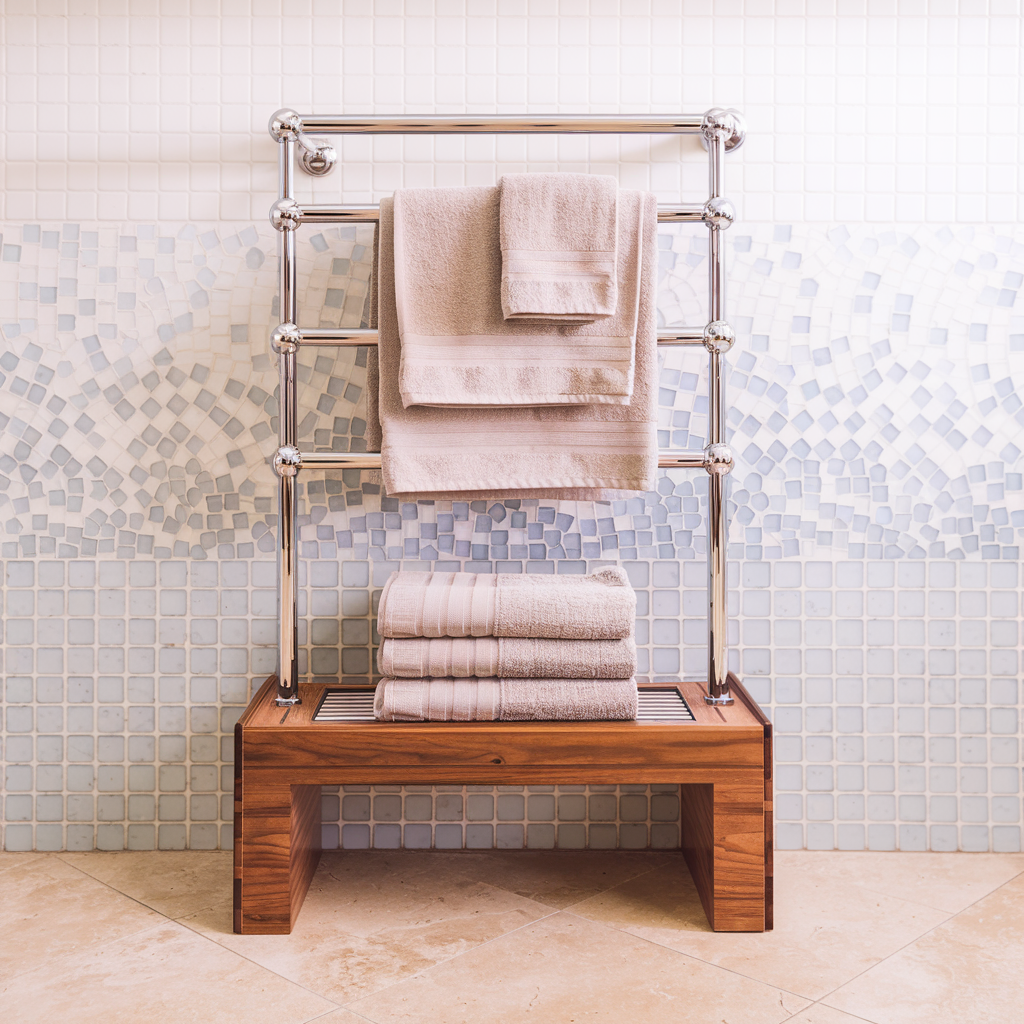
289 784 322 928
236 779 296 934
680 782 714 926
728 673 774 931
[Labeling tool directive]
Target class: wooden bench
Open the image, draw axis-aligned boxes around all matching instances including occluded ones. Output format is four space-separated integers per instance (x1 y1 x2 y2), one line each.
233 673 772 934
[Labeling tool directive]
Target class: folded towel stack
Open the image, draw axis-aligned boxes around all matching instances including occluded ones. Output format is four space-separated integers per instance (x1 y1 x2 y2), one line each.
374 568 639 722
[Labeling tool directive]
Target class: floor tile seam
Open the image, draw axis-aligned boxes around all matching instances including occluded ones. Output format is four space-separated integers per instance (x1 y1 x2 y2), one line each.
336 906 564 1011
465 854 680 911
557 906 814 1007
0 857 176 987
848 880 965 918
500 854 684 911
305 1006 377 1024
53 852 235 923
780 998 880 1024
7 916 343 1020
170 915 348 1010
0 918 213 989
811 874 1021 1010
51 852 193 923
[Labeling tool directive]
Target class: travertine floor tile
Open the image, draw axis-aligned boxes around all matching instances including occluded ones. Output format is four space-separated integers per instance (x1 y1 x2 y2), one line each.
347 912 810 1023
58 850 233 919
184 852 554 1004
570 852 949 999
0 855 163 981
793 851 1024 915
824 871 1024 1024
307 1012 379 1023
437 849 676 909
0 921 336 1024
0 853 49 877
782 1005 873 1023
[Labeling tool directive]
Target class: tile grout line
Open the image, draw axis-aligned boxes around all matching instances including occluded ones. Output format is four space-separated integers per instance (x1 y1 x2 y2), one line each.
49 852 349 1012
553 855 1024 1011
791 866 1024 1016
558 900 817 1011
0 854 179 987
780 999 879 1024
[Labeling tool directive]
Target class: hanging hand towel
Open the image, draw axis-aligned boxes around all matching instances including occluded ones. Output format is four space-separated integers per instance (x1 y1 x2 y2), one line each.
374 676 639 722
377 567 636 640
499 173 619 323
393 185 643 408
378 635 637 680
375 191 658 499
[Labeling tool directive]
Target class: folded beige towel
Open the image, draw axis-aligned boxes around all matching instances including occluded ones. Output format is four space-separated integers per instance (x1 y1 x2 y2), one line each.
374 677 639 721
377 567 636 640
376 191 658 499
393 185 642 408
378 635 637 679
499 173 619 323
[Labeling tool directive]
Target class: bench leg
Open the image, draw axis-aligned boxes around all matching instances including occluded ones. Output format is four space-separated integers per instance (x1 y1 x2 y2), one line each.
234 775 321 934
681 774 766 932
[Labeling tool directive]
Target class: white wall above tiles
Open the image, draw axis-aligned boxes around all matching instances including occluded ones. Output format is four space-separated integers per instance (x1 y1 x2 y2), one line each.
2 2 1023 854
2 1 1023 223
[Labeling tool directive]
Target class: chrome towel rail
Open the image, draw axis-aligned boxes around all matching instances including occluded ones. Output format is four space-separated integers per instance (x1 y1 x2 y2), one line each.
270 324 720 348
267 107 744 708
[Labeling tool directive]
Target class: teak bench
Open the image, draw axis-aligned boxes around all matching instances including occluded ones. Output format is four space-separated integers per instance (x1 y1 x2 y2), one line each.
233 673 773 934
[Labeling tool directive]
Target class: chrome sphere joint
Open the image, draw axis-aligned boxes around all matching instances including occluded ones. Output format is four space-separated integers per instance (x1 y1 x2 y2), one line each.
270 197 303 232
703 321 735 355
269 108 303 141
702 196 735 229
271 323 301 355
700 107 747 152
704 443 734 476
274 445 302 478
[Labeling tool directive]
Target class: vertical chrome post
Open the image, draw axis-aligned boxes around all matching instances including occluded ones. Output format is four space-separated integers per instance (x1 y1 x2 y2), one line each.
268 110 304 706
701 108 743 706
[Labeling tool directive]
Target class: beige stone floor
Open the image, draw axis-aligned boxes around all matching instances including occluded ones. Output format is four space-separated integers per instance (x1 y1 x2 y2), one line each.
1 849 1023 1023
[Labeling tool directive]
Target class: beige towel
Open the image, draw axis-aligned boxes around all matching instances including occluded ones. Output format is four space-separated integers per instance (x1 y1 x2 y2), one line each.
500 173 619 323
393 185 642 408
374 677 639 721
377 566 636 640
376 192 658 500
378 635 637 679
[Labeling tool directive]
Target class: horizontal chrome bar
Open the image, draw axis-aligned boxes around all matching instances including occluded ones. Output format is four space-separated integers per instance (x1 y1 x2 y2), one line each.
301 204 380 224
298 115 705 135
296 203 706 225
657 329 704 345
292 327 705 348
295 450 708 471
299 328 378 346
657 204 706 222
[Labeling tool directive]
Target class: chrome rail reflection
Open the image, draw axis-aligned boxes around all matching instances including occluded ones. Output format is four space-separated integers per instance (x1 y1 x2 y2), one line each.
298 114 707 135
293 202 708 225
293 450 713 472
281 327 707 347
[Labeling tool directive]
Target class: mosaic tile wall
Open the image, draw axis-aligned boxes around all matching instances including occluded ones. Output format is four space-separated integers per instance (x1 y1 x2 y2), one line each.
3 2 1024 854
1 218 1021 853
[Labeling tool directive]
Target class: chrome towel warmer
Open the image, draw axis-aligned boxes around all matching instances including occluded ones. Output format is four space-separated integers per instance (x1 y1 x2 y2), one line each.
267 109 745 709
